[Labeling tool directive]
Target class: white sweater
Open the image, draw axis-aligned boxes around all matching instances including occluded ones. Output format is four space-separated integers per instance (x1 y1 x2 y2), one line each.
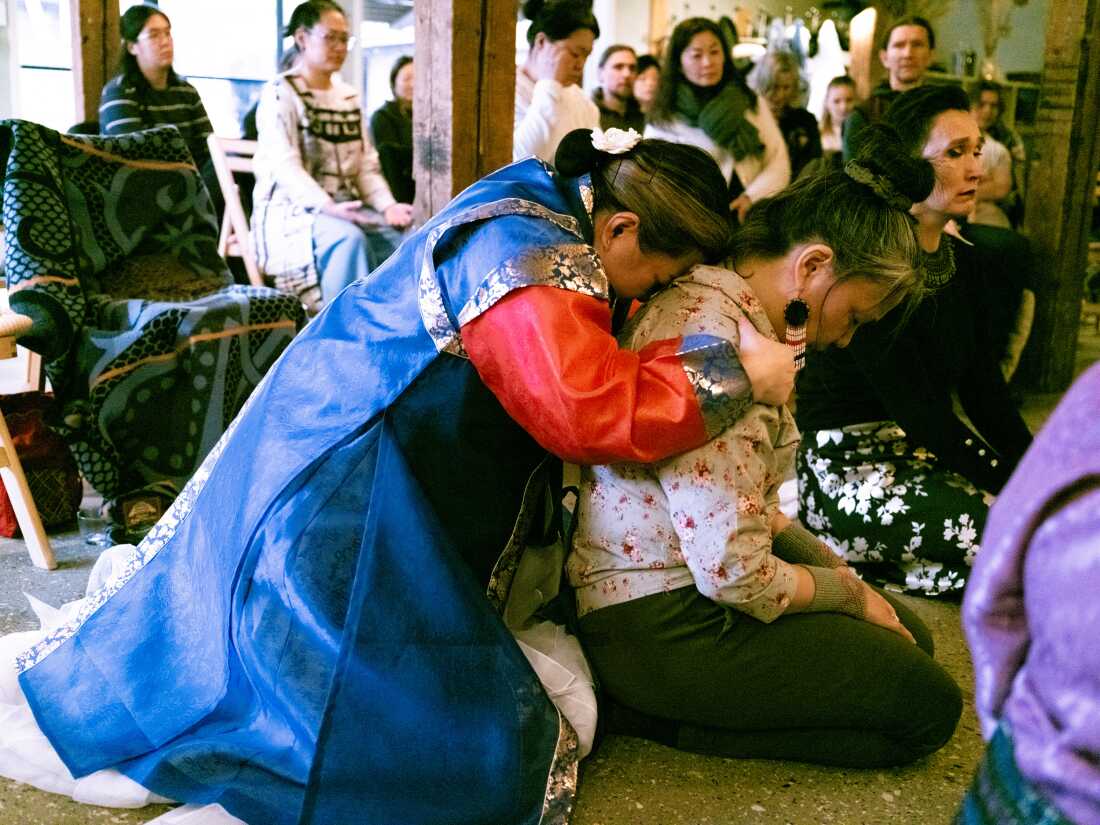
513 70 600 164
645 95 790 203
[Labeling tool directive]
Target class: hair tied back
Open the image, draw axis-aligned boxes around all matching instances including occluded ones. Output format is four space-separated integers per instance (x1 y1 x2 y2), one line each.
844 160 914 212
556 127 635 177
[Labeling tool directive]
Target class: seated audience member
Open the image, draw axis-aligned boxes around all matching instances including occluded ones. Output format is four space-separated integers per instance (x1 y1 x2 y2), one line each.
751 50 822 180
819 75 855 160
514 0 600 162
570 146 964 769
99 5 220 216
0 129 799 825
252 0 413 314
964 81 1035 376
842 16 934 161
796 88 1033 596
633 54 661 117
592 44 645 132
959 361 1100 825
646 17 789 223
370 55 415 205
970 82 1024 229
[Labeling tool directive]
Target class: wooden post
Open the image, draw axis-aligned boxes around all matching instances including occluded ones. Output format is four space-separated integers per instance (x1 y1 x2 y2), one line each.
70 0 120 126
413 0 515 221
1016 0 1100 390
847 6 883 103
648 0 668 57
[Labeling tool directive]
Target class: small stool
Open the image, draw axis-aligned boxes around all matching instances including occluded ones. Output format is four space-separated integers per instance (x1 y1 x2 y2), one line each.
0 312 56 569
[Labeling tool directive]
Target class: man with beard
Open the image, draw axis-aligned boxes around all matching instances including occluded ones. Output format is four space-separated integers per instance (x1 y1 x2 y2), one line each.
592 44 645 132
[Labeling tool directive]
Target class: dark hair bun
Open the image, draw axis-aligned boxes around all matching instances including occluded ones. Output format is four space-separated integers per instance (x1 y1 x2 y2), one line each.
554 128 603 177
522 0 546 21
852 123 935 205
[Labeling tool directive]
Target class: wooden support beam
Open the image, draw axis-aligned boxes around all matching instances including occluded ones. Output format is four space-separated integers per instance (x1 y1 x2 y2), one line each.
413 0 515 221
648 0 668 57
1016 0 1100 391
847 6 885 103
70 0 120 126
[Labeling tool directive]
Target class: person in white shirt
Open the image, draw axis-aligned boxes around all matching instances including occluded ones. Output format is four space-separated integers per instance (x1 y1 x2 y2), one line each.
514 0 601 163
645 17 789 223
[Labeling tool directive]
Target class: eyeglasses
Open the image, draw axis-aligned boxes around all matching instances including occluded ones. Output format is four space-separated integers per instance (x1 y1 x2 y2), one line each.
137 27 172 44
310 28 356 49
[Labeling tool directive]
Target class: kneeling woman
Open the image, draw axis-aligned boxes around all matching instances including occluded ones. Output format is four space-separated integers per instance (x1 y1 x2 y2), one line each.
569 155 963 767
4 131 795 825
795 88 1033 596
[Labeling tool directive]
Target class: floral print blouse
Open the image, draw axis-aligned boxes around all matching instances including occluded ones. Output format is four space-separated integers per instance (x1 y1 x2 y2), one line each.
567 266 801 622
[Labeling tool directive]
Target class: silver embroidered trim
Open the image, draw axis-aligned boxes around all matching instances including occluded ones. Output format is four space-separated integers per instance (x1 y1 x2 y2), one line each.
456 244 608 328
417 196 583 353
578 174 594 220
678 335 754 439
14 369 272 673
539 713 580 825
442 335 469 359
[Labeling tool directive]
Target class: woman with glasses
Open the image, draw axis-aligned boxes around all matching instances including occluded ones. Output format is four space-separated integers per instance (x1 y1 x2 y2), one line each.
252 0 414 314
99 5 220 215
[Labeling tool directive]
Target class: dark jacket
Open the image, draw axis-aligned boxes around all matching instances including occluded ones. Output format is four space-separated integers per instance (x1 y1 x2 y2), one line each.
795 236 1032 493
591 89 646 133
369 99 414 204
841 81 902 161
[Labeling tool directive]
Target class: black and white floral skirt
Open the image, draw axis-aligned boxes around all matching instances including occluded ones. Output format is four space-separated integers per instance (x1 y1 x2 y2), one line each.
796 421 989 596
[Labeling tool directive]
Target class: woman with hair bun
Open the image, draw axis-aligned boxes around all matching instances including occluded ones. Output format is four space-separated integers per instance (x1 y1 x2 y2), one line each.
514 0 601 162
251 0 413 314
570 127 963 768
796 87 1033 597
2 130 798 824
646 17 789 222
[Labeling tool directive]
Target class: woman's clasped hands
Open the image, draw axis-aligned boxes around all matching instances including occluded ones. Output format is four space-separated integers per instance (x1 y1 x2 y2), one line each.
322 199 414 229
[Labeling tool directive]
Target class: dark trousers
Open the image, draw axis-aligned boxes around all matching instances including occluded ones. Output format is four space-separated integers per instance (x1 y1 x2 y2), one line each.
578 585 962 768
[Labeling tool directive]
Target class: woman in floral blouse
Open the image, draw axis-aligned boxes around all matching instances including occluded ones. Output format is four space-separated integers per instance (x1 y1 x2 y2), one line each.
568 152 964 767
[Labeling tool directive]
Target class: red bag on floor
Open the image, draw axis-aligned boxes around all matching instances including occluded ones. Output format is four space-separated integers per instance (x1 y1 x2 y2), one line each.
0 392 83 537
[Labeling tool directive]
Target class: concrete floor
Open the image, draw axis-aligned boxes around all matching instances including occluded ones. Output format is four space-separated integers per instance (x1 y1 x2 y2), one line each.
0 328 1096 825
0 532 982 825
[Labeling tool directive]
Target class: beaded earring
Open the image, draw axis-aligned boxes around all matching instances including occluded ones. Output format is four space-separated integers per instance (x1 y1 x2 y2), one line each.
784 297 810 370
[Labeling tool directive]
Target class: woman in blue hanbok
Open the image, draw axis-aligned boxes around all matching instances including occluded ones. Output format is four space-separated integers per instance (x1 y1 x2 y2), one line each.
1 128 798 825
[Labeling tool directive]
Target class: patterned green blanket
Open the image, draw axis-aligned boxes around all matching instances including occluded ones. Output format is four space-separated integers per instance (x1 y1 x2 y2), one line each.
2 119 303 499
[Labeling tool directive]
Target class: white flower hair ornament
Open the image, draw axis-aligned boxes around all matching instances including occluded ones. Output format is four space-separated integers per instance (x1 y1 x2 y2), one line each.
590 127 642 155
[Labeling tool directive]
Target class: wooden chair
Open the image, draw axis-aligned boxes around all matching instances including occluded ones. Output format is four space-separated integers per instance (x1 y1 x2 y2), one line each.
0 312 55 570
207 135 264 287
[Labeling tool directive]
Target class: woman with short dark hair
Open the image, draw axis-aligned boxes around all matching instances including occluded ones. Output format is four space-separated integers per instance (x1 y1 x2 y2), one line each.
369 55 415 205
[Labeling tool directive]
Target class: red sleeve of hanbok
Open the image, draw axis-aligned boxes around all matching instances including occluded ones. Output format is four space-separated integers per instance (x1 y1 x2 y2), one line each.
462 286 749 465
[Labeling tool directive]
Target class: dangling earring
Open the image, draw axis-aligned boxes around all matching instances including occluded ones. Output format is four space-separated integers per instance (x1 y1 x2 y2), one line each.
783 298 810 370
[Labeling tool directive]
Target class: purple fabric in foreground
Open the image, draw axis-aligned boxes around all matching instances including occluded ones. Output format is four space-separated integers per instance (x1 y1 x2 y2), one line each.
963 361 1100 825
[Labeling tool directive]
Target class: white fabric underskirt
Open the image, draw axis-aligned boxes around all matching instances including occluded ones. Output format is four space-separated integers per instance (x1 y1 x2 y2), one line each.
0 544 246 825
